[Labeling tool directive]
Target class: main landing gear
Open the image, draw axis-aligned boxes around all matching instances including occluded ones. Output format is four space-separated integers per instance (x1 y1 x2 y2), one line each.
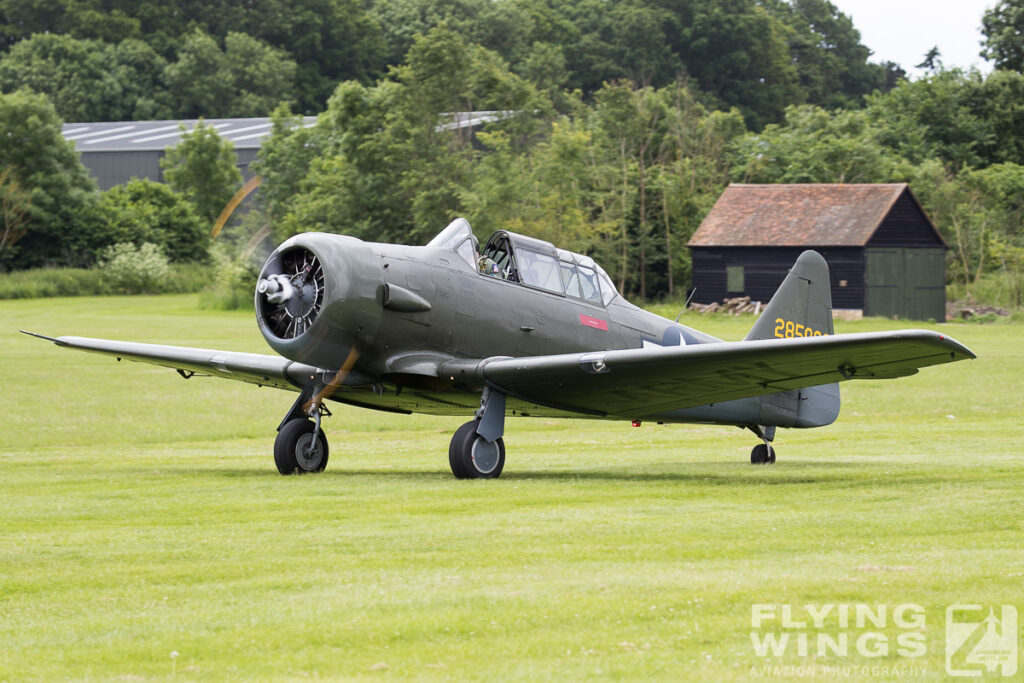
748 424 776 465
449 387 507 479
275 389 330 474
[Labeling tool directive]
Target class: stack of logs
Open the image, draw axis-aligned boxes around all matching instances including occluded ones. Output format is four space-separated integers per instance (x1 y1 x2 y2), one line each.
688 296 762 315
947 300 1010 320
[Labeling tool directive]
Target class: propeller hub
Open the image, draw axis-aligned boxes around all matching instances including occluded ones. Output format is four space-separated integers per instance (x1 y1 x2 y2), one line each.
256 247 325 340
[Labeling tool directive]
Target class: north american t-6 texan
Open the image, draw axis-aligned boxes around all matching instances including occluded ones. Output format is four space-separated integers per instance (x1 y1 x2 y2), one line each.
26 218 975 477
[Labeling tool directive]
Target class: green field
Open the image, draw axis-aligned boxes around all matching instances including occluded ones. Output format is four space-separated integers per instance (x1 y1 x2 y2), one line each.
1 295 1021 681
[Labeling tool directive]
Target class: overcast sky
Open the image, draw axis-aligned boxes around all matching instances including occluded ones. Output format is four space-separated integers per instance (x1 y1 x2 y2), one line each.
828 0 997 77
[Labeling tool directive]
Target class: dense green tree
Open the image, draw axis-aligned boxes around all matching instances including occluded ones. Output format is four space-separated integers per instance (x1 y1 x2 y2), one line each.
0 0 385 113
238 0 386 112
463 117 616 255
0 89 100 269
864 70 992 170
982 0 1024 72
269 26 539 244
767 0 888 108
0 33 169 121
254 105 327 224
908 162 1024 290
161 120 243 225
0 0 892 125
98 179 208 262
660 0 803 129
560 0 680 94
0 0 141 49
974 70 1024 166
164 30 296 118
594 81 673 296
462 81 743 299
732 104 905 184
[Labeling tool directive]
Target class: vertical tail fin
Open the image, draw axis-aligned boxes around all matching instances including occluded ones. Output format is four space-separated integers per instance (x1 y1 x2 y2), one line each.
747 250 839 428
745 250 834 341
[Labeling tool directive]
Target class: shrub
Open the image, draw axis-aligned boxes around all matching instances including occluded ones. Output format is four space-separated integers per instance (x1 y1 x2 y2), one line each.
99 179 210 263
100 242 170 294
198 244 259 310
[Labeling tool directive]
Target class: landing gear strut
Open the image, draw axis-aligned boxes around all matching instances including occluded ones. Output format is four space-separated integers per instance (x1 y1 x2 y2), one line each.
449 387 507 479
274 388 330 474
748 425 776 465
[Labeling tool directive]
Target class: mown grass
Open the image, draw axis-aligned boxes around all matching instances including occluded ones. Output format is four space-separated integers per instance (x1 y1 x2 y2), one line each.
1 295 1021 681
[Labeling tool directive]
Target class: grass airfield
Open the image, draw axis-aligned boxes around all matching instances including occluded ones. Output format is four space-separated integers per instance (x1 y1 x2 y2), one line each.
1 295 1022 681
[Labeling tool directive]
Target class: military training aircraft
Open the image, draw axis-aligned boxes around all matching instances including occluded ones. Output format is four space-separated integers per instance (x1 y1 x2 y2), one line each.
26 218 975 477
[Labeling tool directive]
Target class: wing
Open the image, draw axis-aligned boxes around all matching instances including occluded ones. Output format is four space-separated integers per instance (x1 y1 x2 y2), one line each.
23 332 326 391
474 330 975 417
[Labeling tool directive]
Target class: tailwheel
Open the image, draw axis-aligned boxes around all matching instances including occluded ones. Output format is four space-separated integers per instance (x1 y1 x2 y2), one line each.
750 443 776 465
275 418 329 474
449 420 505 479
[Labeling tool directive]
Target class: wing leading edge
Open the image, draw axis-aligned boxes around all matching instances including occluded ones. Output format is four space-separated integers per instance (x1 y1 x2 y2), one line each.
22 332 328 391
476 330 975 418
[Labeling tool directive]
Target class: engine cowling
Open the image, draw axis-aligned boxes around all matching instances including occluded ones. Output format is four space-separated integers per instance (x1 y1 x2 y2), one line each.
255 233 383 370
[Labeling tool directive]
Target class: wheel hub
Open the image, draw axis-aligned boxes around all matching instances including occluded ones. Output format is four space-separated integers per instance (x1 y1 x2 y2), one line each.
295 433 324 470
470 437 501 474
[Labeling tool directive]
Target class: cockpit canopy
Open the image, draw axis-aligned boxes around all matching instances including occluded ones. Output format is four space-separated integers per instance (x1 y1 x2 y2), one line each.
428 218 618 306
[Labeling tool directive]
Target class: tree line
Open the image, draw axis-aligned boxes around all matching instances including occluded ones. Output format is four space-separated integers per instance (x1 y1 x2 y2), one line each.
0 0 897 128
257 13 1024 303
3 0 1024 305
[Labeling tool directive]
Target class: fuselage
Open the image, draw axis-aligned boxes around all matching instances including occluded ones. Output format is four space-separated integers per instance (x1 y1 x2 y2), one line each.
369 240 718 370
255 225 830 429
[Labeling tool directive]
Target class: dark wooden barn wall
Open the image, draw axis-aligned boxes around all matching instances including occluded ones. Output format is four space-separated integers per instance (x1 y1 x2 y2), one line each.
690 247 865 309
868 193 945 247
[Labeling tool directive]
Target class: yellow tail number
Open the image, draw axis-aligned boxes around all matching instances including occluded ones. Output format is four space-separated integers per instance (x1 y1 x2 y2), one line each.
773 318 826 338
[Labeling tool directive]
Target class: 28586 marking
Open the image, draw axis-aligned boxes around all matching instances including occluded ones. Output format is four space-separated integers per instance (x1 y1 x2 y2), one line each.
774 318 825 338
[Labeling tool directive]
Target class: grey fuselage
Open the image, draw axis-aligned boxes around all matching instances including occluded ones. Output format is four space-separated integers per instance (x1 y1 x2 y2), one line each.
257 230 821 429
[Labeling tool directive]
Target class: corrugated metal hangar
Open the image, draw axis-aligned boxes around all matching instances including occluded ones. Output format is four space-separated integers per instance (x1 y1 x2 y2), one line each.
688 183 948 321
61 117 318 190
62 112 515 191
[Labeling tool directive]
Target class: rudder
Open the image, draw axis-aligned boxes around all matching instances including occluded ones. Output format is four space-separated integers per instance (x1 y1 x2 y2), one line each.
746 250 839 429
745 250 834 342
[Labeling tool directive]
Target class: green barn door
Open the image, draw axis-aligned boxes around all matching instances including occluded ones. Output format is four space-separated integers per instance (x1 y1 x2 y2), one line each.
866 248 945 320
866 248 903 318
905 249 945 320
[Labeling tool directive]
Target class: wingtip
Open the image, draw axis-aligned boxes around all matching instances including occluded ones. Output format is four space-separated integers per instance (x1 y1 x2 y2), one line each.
934 332 976 360
20 330 63 344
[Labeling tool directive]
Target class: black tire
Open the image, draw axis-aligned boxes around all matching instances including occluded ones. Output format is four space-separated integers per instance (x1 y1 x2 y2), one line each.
750 443 775 465
449 420 505 479
275 419 329 475
448 421 473 479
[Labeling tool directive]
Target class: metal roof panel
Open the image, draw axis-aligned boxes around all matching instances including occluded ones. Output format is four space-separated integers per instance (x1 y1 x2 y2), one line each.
62 117 318 151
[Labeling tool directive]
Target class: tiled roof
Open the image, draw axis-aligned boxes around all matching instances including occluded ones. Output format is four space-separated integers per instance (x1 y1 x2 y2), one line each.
688 183 910 247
